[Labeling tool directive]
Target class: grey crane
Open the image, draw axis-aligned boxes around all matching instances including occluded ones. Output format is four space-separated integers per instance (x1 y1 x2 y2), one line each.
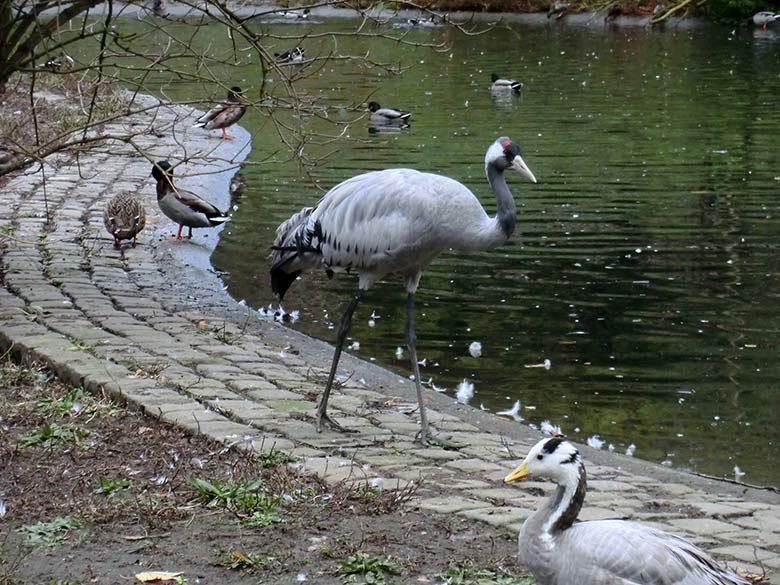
505 438 751 585
270 136 537 444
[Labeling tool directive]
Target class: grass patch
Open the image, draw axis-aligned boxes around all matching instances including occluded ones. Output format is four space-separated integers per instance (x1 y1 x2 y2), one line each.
220 550 278 573
338 551 402 583
189 478 283 525
19 423 89 449
95 476 132 496
16 516 82 548
437 562 536 584
256 449 297 469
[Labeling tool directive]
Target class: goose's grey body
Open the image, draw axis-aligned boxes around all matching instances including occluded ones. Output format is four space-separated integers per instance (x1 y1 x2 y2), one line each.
507 439 750 585
271 137 537 442
152 161 229 240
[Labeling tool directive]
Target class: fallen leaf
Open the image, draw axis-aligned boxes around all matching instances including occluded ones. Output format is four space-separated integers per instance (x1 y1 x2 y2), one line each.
135 570 182 582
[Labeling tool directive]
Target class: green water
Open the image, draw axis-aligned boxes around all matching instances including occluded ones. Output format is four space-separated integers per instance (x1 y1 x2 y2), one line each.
102 12 780 485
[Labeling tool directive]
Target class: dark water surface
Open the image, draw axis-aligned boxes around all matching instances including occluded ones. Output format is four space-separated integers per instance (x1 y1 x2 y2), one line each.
115 12 780 485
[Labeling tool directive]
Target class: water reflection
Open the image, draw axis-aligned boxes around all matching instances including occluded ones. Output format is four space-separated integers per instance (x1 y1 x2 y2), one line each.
186 18 780 486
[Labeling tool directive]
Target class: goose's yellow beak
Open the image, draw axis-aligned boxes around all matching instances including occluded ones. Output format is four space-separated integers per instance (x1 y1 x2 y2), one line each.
504 460 531 483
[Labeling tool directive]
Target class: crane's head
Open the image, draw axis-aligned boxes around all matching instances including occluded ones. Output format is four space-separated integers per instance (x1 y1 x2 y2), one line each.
505 437 582 486
486 137 537 183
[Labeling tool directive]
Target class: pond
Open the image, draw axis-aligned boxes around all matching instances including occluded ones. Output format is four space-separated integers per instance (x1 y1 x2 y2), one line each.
109 10 780 486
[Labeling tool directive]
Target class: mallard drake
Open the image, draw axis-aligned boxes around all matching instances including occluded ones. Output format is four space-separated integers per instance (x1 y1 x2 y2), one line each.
367 101 412 125
751 10 779 28
45 53 74 73
280 7 310 18
151 161 230 240
490 73 523 94
104 193 146 249
274 46 305 64
505 437 751 585
192 86 246 140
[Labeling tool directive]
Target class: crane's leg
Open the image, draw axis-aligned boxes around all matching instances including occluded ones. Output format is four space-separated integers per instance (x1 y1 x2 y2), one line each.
317 290 363 433
405 292 429 446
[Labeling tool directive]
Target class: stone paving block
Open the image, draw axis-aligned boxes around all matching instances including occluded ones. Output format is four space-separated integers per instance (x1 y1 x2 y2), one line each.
691 501 753 518
709 544 780 566
229 377 283 393
444 458 506 475
246 388 306 401
459 505 531 528
667 517 743 536
294 456 364 483
417 495 486 514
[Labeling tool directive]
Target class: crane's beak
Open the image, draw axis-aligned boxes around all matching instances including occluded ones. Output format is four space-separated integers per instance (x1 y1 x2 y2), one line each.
511 155 537 183
504 460 531 483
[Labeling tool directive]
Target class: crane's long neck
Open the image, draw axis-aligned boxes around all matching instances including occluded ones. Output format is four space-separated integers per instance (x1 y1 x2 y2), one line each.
487 163 517 239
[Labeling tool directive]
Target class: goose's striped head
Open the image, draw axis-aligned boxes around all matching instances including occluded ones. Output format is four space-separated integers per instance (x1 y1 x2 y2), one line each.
485 137 537 183
505 437 581 485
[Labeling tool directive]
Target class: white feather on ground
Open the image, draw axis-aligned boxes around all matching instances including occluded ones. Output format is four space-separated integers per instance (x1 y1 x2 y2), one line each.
455 379 475 405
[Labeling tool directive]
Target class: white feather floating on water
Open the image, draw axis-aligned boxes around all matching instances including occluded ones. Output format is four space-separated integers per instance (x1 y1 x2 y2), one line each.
625 443 636 457
496 400 523 422
468 341 482 358
395 346 404 359
455 379 475 405
587 435 605 449
733 465 746 482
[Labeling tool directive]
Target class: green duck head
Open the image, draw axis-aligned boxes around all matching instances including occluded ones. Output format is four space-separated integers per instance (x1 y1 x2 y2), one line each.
228 86 244 102
152 160 173 182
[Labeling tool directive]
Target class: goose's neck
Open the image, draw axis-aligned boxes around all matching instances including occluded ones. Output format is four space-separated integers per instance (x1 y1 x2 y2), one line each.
486 163 517 239
526 463 587 541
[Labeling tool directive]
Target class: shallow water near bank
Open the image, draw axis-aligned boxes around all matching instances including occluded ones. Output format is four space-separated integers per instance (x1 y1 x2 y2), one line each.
97 10 780 485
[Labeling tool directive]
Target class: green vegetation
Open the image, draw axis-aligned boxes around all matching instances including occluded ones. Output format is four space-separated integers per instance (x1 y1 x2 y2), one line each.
437 563 536 584
221 550 277 572
338 551 402 584
19 423 89 449
189 478 283 525
95 476 132 496
16 516 82 548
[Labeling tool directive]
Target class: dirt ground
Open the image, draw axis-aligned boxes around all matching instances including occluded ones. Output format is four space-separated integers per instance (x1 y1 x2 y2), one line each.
0 357 529 585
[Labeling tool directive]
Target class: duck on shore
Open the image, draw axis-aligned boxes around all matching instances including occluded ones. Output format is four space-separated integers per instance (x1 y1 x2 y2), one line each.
151 161 230 240
192 86 246 140
104 193 146 249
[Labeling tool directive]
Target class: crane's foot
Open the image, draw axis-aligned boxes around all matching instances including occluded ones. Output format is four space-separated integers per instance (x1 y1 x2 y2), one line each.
316 411 358 434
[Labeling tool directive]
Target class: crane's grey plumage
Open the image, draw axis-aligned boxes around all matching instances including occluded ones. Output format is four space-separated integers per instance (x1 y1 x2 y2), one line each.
271 136 536 443
505 438 751 585
152 161 230 240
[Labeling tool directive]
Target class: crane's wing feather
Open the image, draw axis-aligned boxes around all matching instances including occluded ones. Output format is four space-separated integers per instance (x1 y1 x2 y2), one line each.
558 520 749 585
270 168 482 297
